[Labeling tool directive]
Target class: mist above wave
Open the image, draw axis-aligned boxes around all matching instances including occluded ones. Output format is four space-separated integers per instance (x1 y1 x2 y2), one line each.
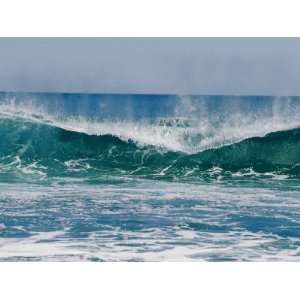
1 93 300 153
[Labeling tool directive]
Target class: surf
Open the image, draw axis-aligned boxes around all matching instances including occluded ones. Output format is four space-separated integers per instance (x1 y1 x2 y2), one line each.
1 110 300 182
1 92 300 182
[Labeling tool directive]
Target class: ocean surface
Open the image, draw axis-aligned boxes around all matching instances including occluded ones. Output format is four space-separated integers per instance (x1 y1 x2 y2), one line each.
0 92 300 261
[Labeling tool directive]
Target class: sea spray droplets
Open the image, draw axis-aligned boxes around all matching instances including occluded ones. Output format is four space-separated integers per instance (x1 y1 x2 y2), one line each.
1 94 300 153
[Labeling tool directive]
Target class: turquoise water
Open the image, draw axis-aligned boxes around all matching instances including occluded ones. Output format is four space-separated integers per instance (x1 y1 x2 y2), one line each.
0 92 300 261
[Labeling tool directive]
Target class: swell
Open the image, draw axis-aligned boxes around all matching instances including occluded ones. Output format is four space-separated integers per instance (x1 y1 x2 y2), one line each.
0 114 300 182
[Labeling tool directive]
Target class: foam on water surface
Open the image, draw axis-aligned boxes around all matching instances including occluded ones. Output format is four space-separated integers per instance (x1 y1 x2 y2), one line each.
1 92 300 261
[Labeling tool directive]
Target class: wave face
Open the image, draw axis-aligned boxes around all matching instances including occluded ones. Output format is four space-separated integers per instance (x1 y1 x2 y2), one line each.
1 92 300 182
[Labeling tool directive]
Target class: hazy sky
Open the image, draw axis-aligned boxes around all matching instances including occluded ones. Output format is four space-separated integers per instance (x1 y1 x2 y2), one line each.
0 38 300 95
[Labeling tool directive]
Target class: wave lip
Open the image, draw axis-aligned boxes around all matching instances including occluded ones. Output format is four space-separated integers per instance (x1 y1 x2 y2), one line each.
2 94 300 154
1 110 300 182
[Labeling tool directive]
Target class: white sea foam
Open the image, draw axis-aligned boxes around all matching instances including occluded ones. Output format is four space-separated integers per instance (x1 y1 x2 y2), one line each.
1 180 300 261
1 96 300 153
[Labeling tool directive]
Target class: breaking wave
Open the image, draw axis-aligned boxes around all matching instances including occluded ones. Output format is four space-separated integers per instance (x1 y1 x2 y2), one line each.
1 92 300 182
0 115 300 183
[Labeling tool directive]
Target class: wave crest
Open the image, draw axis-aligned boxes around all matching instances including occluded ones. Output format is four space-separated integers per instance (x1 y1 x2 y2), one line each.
1 96 300 154
1 111 300 182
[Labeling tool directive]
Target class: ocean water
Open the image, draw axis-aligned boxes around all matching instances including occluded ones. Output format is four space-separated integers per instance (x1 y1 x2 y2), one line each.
0 92 300 261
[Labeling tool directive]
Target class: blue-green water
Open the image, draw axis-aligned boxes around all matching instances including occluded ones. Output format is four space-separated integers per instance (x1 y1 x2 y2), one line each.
0 92 300 261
